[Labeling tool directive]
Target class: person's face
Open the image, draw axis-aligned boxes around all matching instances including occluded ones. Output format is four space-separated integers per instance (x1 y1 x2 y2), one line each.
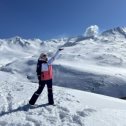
41 54 48 61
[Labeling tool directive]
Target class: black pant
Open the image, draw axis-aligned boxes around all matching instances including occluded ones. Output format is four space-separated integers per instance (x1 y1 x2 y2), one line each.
29 79 54 105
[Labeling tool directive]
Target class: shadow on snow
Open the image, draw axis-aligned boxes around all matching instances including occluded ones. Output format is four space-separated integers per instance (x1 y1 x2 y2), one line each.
0 103 50 117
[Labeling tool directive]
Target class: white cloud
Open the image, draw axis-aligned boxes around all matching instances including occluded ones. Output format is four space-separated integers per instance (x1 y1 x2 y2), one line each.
84 25 99 37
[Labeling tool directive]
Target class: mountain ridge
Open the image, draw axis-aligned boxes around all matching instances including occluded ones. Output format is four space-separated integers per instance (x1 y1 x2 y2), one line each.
0 26 126 98
0 26 126 45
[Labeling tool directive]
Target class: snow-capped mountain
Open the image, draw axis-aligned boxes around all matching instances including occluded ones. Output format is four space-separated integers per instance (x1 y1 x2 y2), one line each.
102 27 126 37
1 27 126 97
0 26 126 125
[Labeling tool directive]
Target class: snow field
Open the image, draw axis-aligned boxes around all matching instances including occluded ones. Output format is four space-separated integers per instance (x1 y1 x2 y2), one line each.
0 72 126 126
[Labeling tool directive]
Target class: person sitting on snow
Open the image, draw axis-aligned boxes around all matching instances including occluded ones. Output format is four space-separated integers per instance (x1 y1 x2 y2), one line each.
29 48 63 105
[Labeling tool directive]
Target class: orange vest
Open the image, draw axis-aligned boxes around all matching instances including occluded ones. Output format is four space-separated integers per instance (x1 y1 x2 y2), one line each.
41 65 53 80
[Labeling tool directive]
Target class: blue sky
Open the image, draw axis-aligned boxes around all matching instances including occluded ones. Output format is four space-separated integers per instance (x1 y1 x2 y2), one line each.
0 0 126 40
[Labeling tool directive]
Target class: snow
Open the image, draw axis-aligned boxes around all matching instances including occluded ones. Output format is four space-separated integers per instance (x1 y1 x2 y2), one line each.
0 72 126 126
0 26 126 125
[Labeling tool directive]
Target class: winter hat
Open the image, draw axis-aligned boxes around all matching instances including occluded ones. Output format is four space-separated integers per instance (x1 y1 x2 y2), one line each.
39 53 48 61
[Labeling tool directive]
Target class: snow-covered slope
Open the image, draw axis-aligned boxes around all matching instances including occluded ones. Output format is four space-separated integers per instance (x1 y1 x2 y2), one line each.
0 72 126 126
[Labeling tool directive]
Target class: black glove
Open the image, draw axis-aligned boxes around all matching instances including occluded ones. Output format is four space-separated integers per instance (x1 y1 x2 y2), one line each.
59 48 64 51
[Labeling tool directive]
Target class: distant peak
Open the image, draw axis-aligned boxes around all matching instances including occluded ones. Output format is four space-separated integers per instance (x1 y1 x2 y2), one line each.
102 26 126 37
9 36 22 40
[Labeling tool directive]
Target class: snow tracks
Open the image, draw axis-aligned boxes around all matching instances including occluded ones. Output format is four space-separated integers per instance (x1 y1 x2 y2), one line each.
0 80 96 126
0 79 126 126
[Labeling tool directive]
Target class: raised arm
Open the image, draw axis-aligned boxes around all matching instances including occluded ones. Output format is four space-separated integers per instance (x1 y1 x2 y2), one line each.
48 49 63 65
